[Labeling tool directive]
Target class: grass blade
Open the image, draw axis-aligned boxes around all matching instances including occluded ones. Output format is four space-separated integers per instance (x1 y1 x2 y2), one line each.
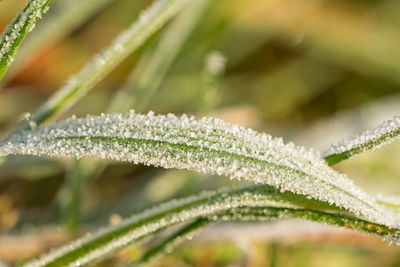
0 111 396 227
0 0 52 81
22 185 400 267
324 115 400 165
2 0 116 84
15 0 191 132
114 115 400 265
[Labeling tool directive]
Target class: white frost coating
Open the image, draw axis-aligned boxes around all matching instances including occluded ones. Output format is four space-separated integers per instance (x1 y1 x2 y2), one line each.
23 185 399 267
376 194 400 223
23 186 298 267
1 111 397 228
324 115 400 159
0 0 50 68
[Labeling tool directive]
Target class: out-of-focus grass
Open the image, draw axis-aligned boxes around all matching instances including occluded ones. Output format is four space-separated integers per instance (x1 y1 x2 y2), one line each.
0 0 400 266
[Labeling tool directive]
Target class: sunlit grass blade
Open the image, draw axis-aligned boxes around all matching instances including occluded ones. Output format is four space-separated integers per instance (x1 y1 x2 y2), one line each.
323 115 400 165
0 111 396 226
294 94 400 152
141 118 400 265
2 0 115 84
15 0 191 132
0 0 52 81
22 185 400 267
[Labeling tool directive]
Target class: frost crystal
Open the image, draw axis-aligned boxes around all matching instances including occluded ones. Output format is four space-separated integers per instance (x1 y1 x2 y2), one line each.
324 115 400 162
0 0 50 69
0 111 397 228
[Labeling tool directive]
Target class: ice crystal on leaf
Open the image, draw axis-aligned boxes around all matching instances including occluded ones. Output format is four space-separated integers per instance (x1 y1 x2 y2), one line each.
324 115 400 165
0 111 397 228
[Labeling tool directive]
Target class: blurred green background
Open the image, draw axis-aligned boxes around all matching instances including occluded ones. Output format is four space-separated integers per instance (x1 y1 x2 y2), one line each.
1 0 400 266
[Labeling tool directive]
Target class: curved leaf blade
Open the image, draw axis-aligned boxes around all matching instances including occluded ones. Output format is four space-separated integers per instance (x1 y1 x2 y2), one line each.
3 0 116 84
15 0 191 132
324 115 400 165
0 0 51 81
0 111 396 227
22 185 400 267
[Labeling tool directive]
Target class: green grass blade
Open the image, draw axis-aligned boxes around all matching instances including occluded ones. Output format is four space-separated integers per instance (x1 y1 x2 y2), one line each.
0 111 396 227
131 112 400 265
324 115 400 165
2 0 116 84
22 185 400 267
60 159 87 231
15 0 191 132
0 0 52 81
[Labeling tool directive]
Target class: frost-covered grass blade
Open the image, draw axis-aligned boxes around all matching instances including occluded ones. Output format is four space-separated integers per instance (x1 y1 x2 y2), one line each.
3 0 115 84
324 115 400 165
0 0 51 81
15 0 191 132
22 185 400 267
0 111 396 227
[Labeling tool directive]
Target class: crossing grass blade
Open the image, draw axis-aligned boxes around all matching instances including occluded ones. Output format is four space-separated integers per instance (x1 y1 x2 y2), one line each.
0 111 396 227
22 185 400 267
